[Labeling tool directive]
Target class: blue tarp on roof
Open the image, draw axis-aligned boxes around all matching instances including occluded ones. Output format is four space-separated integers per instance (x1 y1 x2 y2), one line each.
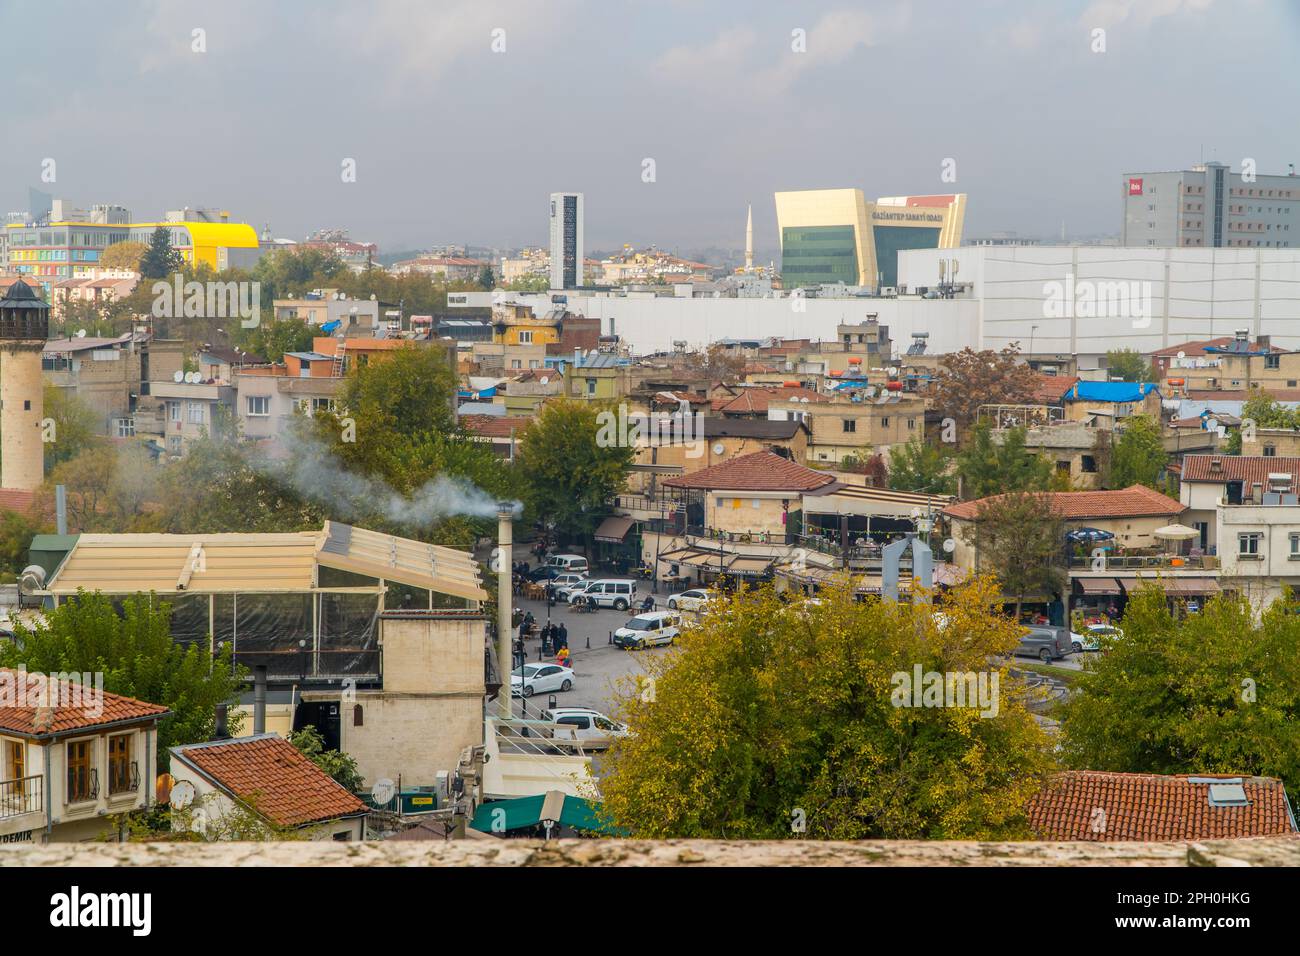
1069 381 1159 403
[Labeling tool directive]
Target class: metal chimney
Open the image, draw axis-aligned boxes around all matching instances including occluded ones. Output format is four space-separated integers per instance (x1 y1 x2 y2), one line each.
253 666 267 735
496 503 515 719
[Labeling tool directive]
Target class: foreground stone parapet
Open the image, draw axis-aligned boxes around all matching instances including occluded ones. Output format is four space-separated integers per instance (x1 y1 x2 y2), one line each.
3 837 1298 867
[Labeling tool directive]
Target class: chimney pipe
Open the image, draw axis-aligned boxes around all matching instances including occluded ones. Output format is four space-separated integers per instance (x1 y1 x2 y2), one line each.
496 504 515 720
214 703 229 740
253 666 267 735
55 484 67 535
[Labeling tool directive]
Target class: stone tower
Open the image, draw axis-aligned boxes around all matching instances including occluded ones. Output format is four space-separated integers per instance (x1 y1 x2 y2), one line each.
0 281 50 491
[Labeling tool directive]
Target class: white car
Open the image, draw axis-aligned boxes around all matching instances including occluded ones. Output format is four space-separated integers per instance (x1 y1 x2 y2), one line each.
541 707 630 750
613 611 682 649
556 579 595 602
1073 624 1123 653
667 588 714 611
546 572 587 595
510 663 574 698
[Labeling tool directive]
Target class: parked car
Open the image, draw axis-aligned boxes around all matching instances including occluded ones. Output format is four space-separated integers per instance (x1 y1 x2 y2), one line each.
667 588 714 611
557 579 597 602
613 611 682 649
527 565 564 584
510 663 574 698
1073 623 1123 653
544 554 589 574
568 579 638 610
1015 625 1073 662
545 572 587 596
540 707 630 750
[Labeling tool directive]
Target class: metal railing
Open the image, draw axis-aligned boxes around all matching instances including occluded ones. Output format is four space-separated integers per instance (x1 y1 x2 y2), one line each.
1068 553 1219 571
0 774 42 820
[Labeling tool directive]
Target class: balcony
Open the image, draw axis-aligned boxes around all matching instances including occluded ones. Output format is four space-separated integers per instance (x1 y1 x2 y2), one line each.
1068 553 1219 571
0 775 44 837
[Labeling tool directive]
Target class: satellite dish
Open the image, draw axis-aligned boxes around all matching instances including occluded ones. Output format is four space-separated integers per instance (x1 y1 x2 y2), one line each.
76 329 86 338
169 779 196 810
173 370 184 383
539 376 549 385
371 778 396 806
943 538 956 553
712 442 726 456
888 366 898 376
18 564 45 594
1177 351 1186 359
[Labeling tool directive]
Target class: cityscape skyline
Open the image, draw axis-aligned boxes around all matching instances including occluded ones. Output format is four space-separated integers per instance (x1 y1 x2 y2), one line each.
3 0 1297 253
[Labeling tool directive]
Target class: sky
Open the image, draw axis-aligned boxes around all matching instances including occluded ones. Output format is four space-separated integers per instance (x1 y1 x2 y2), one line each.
3 0 1298 258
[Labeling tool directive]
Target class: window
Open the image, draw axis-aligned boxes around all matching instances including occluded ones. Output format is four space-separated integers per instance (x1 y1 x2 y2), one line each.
586 379 596 395
1266 355 1281 369
246 395 270 417
1238 532 1263 558
1264 444 1277 457
907 418 915 430
66 740 95 803
186 401 205 425
115 417 135 438
842 419 856 433
5 740 24 781
167 401 181 423
880 417 890 429
1081 455 1097 473
1290 533 1300 559
108 734 134 794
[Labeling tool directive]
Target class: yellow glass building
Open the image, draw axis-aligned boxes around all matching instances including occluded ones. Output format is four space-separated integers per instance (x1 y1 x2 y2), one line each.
774 189 966 290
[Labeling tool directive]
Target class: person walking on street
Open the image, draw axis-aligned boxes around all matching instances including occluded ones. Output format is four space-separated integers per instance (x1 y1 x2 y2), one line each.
557 622 568 652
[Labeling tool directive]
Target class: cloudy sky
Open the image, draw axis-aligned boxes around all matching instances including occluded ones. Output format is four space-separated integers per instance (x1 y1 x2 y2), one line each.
3 0 1297 256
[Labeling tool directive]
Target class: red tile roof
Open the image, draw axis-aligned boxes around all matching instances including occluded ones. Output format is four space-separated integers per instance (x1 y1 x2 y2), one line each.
1180 454 1300 484
0 668 169 738
0 488 36 514
663 450 835 492
1151 337 1285 357
172 734 368 828
943 484 1185 521
1028 771 1298 841
1030 374 1079 405
461 414 532 439
714 386 827 415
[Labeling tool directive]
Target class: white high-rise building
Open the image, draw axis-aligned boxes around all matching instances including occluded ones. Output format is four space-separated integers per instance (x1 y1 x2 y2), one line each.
549 192 583 289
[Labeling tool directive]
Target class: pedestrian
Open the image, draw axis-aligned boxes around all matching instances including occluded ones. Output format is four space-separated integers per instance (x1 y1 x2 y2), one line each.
557 622 568 652
556 646 570 669
541 622 554 654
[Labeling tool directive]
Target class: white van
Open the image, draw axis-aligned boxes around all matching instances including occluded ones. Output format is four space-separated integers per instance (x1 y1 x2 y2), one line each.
569 578 638 610
546 554 589 574
613 611 682 649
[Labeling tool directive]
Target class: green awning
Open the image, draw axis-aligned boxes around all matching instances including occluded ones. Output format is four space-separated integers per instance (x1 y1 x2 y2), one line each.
469 791 622 835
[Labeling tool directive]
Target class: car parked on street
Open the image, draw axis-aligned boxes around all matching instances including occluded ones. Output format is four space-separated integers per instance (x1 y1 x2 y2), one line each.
540 707 630 750
666 588 715 611
613 610 682 649
568 579 638 610
544 554 589 574
510 663 574 698
1073 623 1123 653
545 572 587 596
1014 625 1073 662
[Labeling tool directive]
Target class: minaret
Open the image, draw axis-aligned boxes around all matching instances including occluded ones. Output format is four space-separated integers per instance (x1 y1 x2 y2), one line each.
0 281 50 491
745 203 754 272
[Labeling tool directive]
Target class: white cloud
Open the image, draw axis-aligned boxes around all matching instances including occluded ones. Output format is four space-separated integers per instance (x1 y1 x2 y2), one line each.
1079 0 1219 31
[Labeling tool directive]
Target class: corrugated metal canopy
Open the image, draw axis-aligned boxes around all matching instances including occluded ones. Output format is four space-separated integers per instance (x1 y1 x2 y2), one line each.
45 522 486 601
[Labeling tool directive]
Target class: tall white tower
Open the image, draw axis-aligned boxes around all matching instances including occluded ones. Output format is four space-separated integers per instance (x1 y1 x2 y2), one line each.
549 192 584 289
745 202 754 272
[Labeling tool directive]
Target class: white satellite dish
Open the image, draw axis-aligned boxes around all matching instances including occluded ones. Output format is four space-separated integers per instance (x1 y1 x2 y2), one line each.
888 366 898 376
943 538 956 553
76 329 86 338
173 370 184 383
169 779 196 810
539 376 549 385
371 778 396 806
1177 351 1186 359
712 442 726 456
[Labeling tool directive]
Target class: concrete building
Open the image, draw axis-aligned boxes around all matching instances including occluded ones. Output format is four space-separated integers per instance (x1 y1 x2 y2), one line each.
273 293 381 332
43 332 144 436
549 192 584 289
1121 162 1299 249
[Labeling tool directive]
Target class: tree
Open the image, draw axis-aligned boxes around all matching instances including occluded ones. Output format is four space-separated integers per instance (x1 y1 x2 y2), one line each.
1240 386 1298 430
930 346 1040 435
290 725 364 792
1108 414 1166 489
598 578 1054 838
477 264 495 290
838 452 888 486
0 592 247 770
1105 348 1158 383
0 509 49 578
232 317 315 362
43 383 103 471
504 274 549 293
519 399 635 546
960 491 1066 620
703 344 747 381
100 241 148 272
138 226 184 280
955 421 1052 500
1058 585 1300 796
888 438 955 495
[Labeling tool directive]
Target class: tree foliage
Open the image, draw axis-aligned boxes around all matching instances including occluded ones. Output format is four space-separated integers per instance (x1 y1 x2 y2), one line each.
960 491 1066 618
0 592 246 770
1058 586 1300 796
100 241 148 272
43 382 103 471
887 438 955 495
1105 348 1159 383
138 226 184 280
955 421 1052 500
931 346 1040 433
1108 414 1166 489
598 579 1054 839
290 725 364 792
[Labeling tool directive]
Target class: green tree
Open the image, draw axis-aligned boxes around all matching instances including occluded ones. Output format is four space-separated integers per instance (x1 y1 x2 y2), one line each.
138 226 184 280
0 509 49 578
232 316 315 362
100 241 148 272
1240 386 1298 429
955 421 1052 500
1105 348 1158 383
519 399 635 546
598 578 1054 838
888 438 955 495
0 592 247 770
1058 585 1300 796
43 382 103 471
504 274 549 293
1108 414 1167 489
290 725 364 792
959 491 1066 620
477 264 495 289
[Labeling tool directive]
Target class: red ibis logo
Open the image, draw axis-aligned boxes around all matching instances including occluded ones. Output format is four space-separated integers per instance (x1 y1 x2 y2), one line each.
1128 178 1143 196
